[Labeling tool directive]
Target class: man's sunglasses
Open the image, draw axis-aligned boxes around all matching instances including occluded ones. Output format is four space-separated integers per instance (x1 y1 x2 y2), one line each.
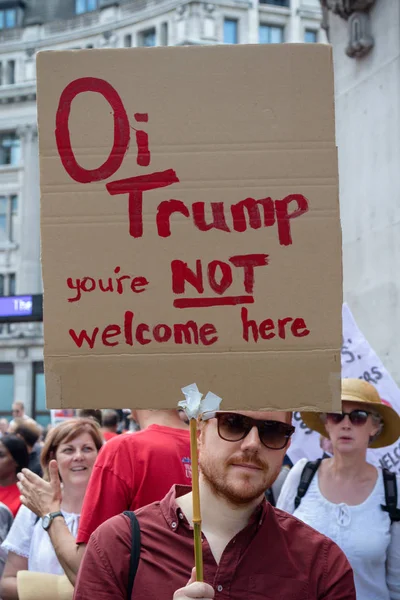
202 412 295 450
325 409 372 426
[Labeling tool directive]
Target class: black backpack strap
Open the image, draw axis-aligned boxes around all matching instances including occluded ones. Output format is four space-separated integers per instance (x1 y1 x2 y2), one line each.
265 487 275 507
294 459 322 510
381 469 400 523
123 511 141 599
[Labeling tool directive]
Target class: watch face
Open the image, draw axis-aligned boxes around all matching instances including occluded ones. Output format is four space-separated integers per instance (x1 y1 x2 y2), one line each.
42 515 51 530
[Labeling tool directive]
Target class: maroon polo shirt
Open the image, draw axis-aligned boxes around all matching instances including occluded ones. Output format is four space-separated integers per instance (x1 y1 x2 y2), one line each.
73 485 355 600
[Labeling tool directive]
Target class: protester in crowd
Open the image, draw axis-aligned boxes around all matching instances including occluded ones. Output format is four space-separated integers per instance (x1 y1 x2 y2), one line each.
70 409 191 584
74 410 355 600
8 403 36 431
0 418 103 599
0 420 9 438
76 409 102 427
0 503 13 578
101 410 119 442
277 378 400 600
0 436 29 517
12 420 43 477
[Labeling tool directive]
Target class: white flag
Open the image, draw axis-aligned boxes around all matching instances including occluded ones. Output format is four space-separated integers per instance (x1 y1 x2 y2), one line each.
288 303 400 474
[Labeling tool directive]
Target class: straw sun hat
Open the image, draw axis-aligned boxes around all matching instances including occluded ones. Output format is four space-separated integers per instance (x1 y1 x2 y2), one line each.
301 378 400 449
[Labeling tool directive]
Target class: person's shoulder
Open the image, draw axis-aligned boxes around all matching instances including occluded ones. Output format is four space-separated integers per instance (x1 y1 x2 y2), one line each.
91 513 132 547
92 500 162 544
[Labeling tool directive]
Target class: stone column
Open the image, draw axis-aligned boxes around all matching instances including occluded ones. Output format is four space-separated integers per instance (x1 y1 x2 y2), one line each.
16 124 41 296
288 0 302 42
247 0 260 45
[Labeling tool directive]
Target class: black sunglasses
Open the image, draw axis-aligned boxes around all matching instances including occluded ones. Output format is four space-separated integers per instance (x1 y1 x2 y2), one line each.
326 409 372 426
203 412 295 450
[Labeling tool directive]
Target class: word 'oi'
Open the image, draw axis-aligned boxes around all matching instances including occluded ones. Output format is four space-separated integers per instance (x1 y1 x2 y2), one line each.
55 77 309 246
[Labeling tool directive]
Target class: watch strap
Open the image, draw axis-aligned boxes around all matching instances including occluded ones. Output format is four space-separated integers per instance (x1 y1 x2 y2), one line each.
42 511 64 530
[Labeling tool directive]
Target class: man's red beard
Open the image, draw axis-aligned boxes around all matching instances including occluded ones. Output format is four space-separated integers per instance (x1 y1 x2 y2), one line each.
199 448 281 506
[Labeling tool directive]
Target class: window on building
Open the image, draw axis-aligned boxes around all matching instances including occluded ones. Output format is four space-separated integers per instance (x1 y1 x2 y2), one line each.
259 0 289 6
0 9 17 29
160 22 168 46
0 363 14 417
224 19 238 44
138 28 156 47
75 0 98 15
6 60 15 85
0 195 17 244
124 34 132 48
304 29 318 43
32 362 50 427
0 133 20 166
0 273 16 296
259 24 284 43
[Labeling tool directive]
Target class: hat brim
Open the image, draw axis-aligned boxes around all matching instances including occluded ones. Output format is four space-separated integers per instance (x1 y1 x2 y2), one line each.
301 399 400 449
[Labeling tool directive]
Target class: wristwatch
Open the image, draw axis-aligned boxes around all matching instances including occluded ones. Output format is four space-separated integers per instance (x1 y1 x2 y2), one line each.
42 511 64 531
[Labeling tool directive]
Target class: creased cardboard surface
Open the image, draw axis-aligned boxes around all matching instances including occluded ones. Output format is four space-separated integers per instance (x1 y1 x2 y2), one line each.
37 44 342 410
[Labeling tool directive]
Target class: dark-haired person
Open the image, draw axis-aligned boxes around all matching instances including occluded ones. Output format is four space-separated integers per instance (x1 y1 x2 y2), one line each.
277 379 400 600
0 418 103 599
0 436 29 517
13 420 43 477
74 410 355 600
77 409 102 427
101 410 119 442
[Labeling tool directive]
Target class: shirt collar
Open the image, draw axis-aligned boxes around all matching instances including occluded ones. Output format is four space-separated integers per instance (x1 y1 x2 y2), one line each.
160 484 269 532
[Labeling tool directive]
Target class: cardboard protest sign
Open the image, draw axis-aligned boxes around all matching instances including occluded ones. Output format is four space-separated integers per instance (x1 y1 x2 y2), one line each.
288 303 400 473
37 45 342 410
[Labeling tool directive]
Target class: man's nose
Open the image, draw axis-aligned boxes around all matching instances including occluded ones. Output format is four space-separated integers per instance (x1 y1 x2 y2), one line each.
240 425 262 450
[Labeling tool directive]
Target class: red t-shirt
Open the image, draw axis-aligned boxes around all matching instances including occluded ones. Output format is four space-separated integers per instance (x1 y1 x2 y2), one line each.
74 485 356 600
77 425 191 544
102 431 118 442
0 483 21 517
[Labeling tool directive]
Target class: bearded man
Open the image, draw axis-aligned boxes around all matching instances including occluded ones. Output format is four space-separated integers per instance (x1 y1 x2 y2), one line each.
73 411 356 600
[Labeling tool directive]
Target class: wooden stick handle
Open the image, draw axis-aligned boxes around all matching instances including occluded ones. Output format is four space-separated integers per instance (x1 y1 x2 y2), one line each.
190 418 203 581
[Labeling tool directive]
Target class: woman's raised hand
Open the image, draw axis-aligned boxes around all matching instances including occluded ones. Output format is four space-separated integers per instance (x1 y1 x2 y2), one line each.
17 459 62 517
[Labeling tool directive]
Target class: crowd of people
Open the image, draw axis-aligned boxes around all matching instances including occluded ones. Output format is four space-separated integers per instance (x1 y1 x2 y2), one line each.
0 379 398 599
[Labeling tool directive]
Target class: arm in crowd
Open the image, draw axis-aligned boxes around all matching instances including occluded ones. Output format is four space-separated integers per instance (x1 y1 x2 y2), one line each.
386 519 400 599
44 517 86 586
1 553 27 600
16 462 86 585
0 505 33 600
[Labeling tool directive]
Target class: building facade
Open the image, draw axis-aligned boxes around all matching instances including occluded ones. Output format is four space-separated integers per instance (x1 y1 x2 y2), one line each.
324 0 400 384
0 0 324 424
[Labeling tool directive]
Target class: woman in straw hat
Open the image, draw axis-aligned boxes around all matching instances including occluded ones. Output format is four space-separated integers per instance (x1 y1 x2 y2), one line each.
0 418 103 600
277 378 400 600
